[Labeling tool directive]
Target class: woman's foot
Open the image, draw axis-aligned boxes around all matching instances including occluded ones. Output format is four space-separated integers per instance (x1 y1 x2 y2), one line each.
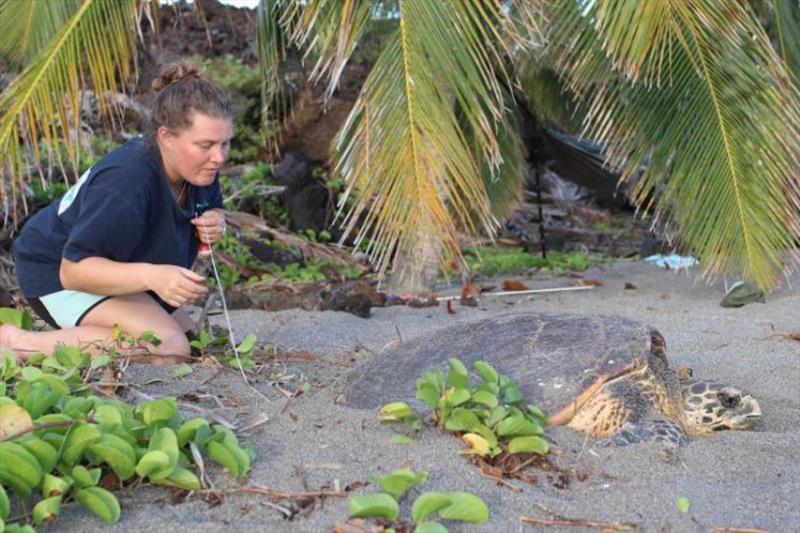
0 323 29 362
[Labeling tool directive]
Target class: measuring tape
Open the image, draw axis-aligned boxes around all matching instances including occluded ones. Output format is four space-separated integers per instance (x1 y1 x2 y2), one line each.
198 217 270 403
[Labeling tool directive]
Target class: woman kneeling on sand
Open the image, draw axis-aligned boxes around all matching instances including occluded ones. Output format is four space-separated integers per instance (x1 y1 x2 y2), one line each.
1 62 232 361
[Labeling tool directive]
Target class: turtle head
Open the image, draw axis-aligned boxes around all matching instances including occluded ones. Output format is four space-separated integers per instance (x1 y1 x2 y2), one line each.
681 380 761 433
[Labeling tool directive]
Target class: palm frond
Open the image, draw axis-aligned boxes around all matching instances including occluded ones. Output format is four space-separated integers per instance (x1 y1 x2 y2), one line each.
257 0 301 156
332 0 519 281
0 0 80 68
0 0 140 217
544 0 800 290
770 0 800 83
469 89 526 222
292 0 373 101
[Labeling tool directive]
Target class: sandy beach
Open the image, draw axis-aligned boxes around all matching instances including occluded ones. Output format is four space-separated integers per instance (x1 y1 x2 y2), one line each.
49 259 800 532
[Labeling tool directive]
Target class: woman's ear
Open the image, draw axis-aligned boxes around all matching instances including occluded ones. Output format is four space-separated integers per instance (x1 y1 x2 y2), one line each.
156 125 173 146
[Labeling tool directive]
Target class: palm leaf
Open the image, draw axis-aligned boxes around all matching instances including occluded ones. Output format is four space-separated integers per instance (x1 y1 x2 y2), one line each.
0 0 80 68
544 0 800 290
0 0 140 216
330 0 519 284
293 0 373 101
257 0 303 155
770 0 800 83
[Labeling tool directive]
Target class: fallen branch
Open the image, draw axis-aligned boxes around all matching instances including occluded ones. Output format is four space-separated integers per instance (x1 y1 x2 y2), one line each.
195 485 346 501
520 514 637 531
478 471 522 492
708 526 769 533
1 420 75 442
759 331 800 342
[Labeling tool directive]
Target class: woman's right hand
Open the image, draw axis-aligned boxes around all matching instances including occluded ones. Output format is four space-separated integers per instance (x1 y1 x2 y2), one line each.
145 265 207 307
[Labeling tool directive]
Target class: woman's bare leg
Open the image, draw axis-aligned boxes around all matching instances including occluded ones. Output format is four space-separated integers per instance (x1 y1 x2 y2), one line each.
1 293 190 361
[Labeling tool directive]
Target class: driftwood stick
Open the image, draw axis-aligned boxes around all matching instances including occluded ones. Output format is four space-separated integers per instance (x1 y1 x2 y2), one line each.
196 485 346 501
1 420 75 442
520 514 637 530
478 471 522 492
708 526 769 533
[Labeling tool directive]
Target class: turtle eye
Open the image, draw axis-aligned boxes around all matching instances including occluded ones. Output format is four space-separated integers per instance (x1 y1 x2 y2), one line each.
717 390 740 409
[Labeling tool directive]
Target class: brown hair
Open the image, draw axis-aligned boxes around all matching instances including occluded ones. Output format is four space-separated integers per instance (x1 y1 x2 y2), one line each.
148 61 230 134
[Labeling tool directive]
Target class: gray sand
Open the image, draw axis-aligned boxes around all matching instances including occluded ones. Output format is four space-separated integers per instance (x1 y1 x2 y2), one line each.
49 259 800 532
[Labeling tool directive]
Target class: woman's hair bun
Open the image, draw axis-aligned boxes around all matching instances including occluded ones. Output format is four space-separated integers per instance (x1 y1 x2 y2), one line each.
151 61 203 92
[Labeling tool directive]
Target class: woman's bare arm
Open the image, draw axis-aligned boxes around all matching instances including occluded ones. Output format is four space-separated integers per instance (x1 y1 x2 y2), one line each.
60 257 207 307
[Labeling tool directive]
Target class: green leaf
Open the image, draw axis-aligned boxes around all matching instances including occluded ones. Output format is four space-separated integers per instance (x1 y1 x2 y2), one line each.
135 450 171 478
31 373 70 396
89 354 111 370
444 388 470 407
236 333 258 354
22 382 61 419
415 522 449 533
447 359 469 389
92 404 124 427
526 405 547 425
416 382 441 408
177 418 211 447
416 371 444 408
391 434 413 445
0 308 33 329
411 492 452 524
507 435 549 455
61 422 101 465
160 467 201 491
71 465 99 489
41 473 71 497
469 390 498 408
149 428 179 468
374 468 428 501
501 382 523 403
438 492 489 523
173 363 193 379
89 434 137 481
379 401 414 422
495 416 543 437
19 435 59 474
75 486 121 524
473 361 498 384
136 397 178 427
138 330 161 346
677 496 690 514
471 424 498 449
33 495 62 525
443 408 480 432
207 440 249 479
0 484 9 520
348 493 399 520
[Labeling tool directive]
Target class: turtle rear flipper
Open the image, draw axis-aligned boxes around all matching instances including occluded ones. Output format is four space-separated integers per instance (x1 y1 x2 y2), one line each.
600 419 688 447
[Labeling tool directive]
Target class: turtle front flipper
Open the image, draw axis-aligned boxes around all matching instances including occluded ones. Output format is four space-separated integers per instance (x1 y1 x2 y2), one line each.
599 419 688 447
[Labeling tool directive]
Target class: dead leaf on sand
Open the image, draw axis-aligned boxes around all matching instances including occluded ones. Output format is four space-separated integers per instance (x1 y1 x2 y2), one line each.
760 331 800 342
0 404 33 439
502 280 530 291
573 278 603 287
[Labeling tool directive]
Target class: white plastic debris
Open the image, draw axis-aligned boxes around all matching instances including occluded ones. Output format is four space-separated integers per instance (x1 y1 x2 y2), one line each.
644 254 698 272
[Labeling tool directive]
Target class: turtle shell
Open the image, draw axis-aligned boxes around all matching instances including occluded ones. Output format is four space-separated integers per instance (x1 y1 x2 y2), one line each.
343 312 665 423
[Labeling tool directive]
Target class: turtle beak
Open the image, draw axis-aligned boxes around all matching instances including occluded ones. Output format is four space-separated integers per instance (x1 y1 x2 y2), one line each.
728 395 762 429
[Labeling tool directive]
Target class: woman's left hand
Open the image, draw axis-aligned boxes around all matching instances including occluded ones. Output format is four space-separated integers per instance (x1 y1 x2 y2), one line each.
191 209 226 245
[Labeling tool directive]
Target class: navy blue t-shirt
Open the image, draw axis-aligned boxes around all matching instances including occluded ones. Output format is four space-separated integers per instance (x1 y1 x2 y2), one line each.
13 135 222 299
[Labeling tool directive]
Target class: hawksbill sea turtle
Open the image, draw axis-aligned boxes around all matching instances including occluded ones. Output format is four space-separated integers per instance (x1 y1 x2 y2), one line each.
343 313 761 445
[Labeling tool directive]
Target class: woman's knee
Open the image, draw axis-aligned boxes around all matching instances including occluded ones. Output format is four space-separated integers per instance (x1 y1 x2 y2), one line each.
151 328 190 357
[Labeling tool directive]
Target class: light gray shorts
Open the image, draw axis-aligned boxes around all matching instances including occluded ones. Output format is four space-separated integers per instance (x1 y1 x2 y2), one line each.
29 290 110 329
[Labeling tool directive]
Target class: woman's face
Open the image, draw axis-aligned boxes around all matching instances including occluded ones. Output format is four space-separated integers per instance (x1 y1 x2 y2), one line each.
158 111 233 186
